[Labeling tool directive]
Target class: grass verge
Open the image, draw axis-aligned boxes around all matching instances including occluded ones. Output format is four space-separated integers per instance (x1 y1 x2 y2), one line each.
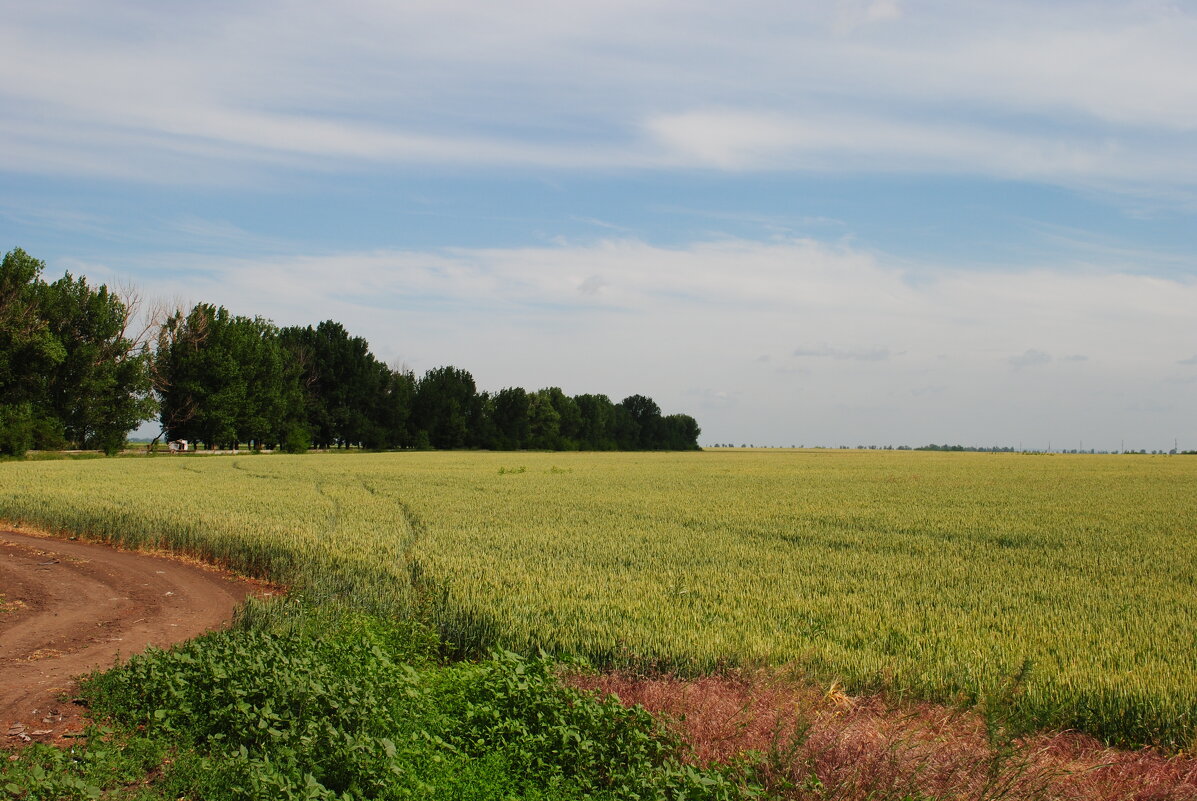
1 601 742 801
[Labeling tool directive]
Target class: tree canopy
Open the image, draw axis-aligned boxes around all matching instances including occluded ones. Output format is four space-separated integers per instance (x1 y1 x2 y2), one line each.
156 305 304 450
155 310 702 452
2 247 702 455
0 249 154 455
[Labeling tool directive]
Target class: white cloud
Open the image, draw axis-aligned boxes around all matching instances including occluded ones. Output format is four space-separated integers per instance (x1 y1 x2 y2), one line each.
866 0 901 22
1008 349 1052 368
2 1 1197 192
833 0 903 32
642 108 1184 182
105 235 1197 448
645 111 799 170
793 343 892 361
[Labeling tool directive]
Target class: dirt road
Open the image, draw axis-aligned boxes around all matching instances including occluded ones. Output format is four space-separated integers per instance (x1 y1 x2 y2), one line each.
0 530 268 744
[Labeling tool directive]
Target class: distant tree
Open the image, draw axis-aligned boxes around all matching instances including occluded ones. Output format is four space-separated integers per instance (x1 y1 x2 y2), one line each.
662 413 701 450
156 305 301 449
149 303 207 445
618 394 664 449
574 393 616 450
611 403 640 450
413 366 476 449
527 389 562 450
542 387 581 450
3 249 708 457
233 317 304 450
490 387 531 449
280 321 390 448
376 366 417 449
466 389 493 449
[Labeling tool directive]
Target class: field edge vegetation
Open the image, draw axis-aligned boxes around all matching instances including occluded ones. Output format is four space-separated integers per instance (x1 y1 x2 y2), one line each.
1 601 746 800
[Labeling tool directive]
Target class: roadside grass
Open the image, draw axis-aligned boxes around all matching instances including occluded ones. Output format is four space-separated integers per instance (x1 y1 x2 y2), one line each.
6 617 1196 800
0 453 105 463
570 671 1197 801
1 601 742 801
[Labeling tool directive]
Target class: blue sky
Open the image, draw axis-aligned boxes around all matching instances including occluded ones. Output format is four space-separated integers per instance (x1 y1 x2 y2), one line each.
3 0 1196 449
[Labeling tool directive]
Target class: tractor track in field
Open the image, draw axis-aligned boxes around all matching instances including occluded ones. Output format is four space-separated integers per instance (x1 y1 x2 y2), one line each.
0 529 274 745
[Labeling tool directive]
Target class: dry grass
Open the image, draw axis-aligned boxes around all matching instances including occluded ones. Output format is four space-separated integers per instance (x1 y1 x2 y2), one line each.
568 670 1197 800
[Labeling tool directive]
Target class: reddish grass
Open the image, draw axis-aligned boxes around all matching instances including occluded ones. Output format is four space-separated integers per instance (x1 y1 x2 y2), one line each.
566 671 1197 800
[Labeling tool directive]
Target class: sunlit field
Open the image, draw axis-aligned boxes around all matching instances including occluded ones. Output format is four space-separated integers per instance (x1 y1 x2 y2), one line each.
2 449 1194 748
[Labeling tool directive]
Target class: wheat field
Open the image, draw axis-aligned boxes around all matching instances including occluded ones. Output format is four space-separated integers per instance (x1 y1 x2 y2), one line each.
2 449 1194 747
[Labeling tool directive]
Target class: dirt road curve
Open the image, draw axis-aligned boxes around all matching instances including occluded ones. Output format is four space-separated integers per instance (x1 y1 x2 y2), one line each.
1 530 266 743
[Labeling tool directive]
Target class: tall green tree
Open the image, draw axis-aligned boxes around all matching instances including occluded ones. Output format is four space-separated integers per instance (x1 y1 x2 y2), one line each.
280 322 390 448
376 366 418 449
541 387 581 450
3 248 704 456
618 394 666 449
490 387 531 449
156 305 301 449
574 393 616 450
413 366 476 449
37 273 155 454
1 249 153 456
662 413 702 450
527 389 562 450
466 389 494 449
234 317 304 449
0 249 62 454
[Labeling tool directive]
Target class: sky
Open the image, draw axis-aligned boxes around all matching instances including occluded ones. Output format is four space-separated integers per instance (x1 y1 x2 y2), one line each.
2 0 1195 450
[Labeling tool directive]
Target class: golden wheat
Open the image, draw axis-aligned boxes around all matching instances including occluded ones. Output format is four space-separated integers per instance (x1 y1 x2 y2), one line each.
1 449 1193 747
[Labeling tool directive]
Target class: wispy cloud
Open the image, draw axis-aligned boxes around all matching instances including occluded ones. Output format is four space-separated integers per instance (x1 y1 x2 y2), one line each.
2 1 1197 194
55 232 1193 447
104 233 1195 397
5 1 1196 449
1026 222 1197 274
643 108 1192 184
793 343 892 361
1008 349 1052 368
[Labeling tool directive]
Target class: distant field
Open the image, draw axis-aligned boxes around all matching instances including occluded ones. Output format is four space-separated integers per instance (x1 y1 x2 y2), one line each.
1 450 1194 748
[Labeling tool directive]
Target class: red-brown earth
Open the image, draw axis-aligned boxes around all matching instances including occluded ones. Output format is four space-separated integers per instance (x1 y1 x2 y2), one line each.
0 529 272 745
568 671 1197 800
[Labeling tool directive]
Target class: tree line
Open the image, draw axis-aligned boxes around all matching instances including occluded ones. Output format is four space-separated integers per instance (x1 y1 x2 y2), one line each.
0 248 701 455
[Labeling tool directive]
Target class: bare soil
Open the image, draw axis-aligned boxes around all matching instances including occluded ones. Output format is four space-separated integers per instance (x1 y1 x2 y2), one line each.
0 529 272 745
